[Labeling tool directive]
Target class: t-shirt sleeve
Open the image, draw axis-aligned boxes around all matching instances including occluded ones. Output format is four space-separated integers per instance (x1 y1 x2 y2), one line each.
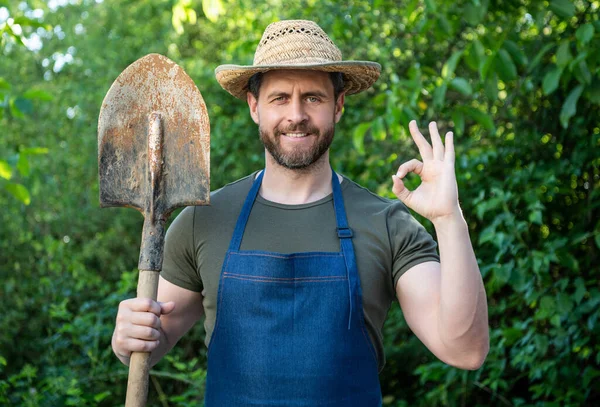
388 202 440 287
161 206 203 292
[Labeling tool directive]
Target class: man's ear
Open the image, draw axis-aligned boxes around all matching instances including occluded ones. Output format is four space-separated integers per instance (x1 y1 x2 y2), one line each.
334 92 345 124
247 92 259 125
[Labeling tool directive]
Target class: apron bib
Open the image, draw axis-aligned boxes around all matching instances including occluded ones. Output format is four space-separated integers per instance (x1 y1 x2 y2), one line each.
205 170 382 406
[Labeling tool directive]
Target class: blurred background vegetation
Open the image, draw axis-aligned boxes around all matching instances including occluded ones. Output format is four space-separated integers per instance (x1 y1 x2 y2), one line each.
1 0 599 405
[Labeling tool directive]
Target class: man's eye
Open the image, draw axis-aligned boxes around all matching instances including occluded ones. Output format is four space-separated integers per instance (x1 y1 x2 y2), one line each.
307 96 320 103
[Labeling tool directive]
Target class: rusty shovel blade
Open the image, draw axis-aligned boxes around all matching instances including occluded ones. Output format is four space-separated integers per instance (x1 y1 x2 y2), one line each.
98 53 210 215
98 54 210 407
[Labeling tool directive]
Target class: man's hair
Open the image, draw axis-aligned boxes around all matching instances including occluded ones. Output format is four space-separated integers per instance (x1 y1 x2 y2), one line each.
247 72 345 101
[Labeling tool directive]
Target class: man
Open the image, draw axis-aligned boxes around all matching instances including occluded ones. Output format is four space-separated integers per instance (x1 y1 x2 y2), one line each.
112 20 489 406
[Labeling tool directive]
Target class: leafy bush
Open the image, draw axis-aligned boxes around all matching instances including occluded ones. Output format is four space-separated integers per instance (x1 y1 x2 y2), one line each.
1 0 598 406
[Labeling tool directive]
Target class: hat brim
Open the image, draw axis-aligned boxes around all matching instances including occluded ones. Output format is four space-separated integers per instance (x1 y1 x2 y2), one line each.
215 61 381 100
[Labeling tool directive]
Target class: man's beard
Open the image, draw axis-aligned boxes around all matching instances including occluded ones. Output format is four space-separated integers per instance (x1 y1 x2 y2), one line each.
259 122 335 170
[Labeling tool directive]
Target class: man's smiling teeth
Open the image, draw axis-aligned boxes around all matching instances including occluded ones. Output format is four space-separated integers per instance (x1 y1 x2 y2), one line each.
283 133 309 138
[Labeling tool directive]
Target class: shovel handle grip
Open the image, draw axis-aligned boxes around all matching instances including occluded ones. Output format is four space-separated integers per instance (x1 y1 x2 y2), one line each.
125 269 160 407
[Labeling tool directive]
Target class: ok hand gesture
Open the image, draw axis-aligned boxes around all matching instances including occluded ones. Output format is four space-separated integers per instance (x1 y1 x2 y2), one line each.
392 120 460 223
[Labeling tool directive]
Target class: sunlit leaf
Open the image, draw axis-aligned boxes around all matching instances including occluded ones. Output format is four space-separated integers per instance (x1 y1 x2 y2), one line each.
542 65 563 95
21 147 49 155
0 77 10 90
202 0 224 23
441 50 463 80
22 89 54 101
0 160 12 180
559 84 584 128
352 122 370 155
5 183 31 205
17 154 30 177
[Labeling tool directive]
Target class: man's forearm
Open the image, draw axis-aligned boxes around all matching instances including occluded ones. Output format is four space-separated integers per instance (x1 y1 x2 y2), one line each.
433 211 489 366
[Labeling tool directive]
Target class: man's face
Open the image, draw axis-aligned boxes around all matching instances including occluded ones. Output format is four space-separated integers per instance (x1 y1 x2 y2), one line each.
247 70 345 170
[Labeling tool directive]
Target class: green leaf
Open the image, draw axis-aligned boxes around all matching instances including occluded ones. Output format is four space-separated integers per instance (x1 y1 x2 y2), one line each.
9 97 25 118
5 183 31 205
467 39 486 73
372 117 386 141
0 77 10 90
22 89 54 101
556 41 572 68
424 0 437 12
573 59 592 85
479 53 495 81
451 110 465 135
503 40 528 66
576 24 595 46
559 84 584 128
574 278 587 304
550 0 576 18
484 73 498 101
556 292 574 314
529 210 542 225
464 3 485 25
442 50 463 80
496 49 517 81
527 43 554 73
21 147 49 155
17 154 30 177
352 122 370 155
433 83 447 108
542 66 563 95
595 233 600 249
568 51 588 71
202 0 224 23
449 77 472 96
463 107 495 133
0 160 12 180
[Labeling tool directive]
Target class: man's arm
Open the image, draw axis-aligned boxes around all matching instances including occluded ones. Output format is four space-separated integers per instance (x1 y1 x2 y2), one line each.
396 219 488 369
112 276 204 367
391 120 489 370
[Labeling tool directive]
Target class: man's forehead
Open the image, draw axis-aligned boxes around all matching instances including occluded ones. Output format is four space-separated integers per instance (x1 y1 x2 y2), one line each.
261 69 334 91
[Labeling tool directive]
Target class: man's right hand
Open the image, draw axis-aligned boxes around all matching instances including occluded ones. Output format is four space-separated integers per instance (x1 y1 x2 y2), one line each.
111 298 175 365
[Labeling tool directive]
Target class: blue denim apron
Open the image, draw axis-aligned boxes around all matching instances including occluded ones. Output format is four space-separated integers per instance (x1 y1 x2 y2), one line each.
205 170 382 406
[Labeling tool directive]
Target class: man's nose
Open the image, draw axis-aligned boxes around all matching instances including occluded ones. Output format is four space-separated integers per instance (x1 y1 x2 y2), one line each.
287 98 308 124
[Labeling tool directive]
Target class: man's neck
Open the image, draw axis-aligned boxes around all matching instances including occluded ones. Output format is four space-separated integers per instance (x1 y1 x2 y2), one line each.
259 153 342 205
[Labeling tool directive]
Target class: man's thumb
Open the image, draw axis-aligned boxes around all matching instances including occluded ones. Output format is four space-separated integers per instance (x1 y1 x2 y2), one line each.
159 301 176 315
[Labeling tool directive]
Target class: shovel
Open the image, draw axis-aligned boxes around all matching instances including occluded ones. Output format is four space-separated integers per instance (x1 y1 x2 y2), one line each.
98 54 210 406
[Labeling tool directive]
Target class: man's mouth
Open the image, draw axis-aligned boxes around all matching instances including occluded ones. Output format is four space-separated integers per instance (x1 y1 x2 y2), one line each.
281 132 310 138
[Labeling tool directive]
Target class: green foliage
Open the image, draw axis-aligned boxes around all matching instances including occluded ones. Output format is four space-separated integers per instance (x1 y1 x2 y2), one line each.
1 0 599 406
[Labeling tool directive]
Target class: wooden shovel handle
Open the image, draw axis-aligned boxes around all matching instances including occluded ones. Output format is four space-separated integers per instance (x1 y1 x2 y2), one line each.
126 269 160 407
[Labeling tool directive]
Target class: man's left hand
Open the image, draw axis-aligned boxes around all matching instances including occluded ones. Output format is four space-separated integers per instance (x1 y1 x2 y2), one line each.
392 120 460 223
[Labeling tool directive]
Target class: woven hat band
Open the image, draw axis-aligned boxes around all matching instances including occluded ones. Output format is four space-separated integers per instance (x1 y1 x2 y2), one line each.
253 21 343 66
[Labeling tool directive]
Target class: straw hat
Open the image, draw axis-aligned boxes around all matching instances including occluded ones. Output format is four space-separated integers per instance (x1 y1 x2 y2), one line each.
215 20 381 99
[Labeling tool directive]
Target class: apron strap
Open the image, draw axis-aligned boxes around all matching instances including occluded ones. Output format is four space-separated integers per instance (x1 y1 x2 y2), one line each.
330 169 359 330
228 170 264 252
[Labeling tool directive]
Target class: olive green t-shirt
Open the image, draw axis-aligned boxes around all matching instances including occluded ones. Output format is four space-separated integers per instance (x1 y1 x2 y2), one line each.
161 172 440 371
